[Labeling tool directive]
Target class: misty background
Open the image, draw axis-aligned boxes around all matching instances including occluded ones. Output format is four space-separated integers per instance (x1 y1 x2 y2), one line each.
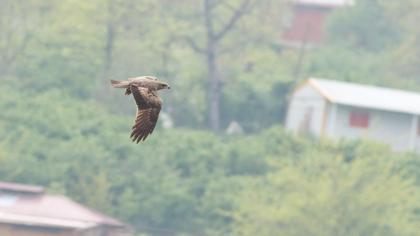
1 0 420 235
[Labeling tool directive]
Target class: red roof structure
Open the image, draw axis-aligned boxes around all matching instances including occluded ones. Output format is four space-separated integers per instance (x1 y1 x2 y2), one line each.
0 181 131 236
282 0 354 46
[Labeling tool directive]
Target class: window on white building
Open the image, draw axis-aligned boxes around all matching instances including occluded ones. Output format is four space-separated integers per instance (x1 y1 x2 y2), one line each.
349 110 369 128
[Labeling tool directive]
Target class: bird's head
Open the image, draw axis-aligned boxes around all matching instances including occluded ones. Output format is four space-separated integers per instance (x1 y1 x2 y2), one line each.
157 82 171 90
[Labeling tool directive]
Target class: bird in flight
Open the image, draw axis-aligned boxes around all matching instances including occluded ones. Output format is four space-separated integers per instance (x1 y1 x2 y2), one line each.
111 76 170 143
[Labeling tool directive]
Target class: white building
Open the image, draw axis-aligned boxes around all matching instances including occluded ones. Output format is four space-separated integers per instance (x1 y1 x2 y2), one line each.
285 78 420 152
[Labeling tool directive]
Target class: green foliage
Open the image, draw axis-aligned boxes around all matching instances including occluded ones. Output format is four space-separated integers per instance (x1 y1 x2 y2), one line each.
305 46 385 84
13 0 105 97
221 46 294 130
231 153 420 236
306 0 420 90
1 1 420 235
327 0 401 52
2 85 419 235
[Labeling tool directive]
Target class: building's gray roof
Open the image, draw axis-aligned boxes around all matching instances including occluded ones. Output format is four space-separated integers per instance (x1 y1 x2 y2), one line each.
307 78 420 115
0 181 125 229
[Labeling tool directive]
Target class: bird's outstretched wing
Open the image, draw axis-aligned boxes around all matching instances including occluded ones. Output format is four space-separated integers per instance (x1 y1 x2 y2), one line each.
130 85 161 143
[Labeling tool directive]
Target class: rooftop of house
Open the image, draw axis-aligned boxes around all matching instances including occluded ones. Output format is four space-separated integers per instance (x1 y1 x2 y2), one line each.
301 78 420 115
0 181 125 230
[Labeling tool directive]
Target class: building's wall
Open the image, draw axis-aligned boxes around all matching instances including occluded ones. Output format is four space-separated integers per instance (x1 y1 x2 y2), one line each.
0 223 72 236
329 105 414 151
286 84 326 136
79 226 132 236
0 223 131 236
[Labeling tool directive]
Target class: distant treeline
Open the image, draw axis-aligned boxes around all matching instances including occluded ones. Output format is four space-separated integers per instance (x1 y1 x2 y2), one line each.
1 0 420 235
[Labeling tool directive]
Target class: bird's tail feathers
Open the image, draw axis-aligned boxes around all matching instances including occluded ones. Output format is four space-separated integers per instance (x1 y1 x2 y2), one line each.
110 80 130 88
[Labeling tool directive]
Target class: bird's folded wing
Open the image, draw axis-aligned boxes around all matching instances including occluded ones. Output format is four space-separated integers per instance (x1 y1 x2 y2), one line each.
130 85 161 143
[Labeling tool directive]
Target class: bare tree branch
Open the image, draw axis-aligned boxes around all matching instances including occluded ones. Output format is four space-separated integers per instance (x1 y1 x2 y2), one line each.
218 38 252 56
208 0 224 10
214 0 253 41
184 36 206 54
201 0 259 131
204 0 216 39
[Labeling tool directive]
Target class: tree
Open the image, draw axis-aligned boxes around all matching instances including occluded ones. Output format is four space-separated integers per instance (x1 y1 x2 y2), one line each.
379 0 420 87
316 0 420 90
183 0 257 131
180 0 285 131
231 153 420 236
327 0 401 52
0 0 35 75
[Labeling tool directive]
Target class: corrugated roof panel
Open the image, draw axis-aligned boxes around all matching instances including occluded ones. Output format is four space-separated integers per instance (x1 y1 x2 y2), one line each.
309 78 420 115
0 194 124 228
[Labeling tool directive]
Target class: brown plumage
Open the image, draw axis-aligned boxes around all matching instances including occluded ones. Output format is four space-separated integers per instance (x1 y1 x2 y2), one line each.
111 76 170 143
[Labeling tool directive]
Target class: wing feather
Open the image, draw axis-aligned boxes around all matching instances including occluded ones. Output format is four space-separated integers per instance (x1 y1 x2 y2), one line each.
130 85 161 143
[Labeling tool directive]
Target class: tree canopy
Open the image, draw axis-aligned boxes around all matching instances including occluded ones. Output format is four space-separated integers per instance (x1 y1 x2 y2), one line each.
1 0 420 235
